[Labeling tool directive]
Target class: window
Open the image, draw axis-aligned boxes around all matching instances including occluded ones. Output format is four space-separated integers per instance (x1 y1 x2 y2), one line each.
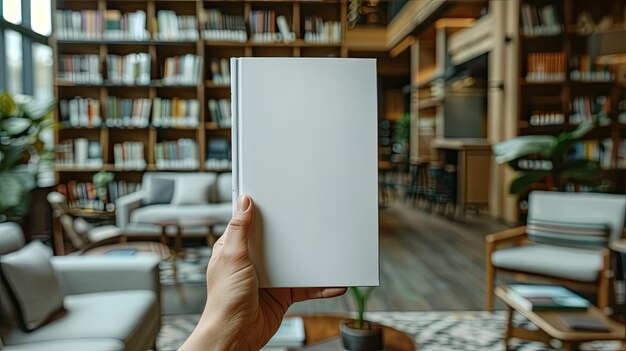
0 0 52 96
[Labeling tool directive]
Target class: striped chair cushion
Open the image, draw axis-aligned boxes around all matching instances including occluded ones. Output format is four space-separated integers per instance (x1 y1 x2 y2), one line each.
527 219 610 250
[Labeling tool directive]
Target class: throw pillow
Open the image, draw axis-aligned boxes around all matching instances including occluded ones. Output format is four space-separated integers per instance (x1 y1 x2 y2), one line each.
527 219 610 250
0 241 64 331
143 177 175 205
170 175 215 205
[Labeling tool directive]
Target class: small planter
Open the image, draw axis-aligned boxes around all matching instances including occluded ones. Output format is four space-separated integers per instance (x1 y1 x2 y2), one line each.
339 319 383 351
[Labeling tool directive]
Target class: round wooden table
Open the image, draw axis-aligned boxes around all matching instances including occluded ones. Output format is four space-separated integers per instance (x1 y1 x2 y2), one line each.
81 242 171 260
298 315 415 350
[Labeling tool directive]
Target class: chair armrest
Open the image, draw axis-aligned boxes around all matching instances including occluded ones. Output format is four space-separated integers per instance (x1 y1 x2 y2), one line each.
115 191 145 229
486 226 527 246
51 255 160 295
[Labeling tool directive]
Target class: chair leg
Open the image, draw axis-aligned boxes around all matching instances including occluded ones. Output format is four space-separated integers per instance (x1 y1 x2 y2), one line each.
485 241 496 311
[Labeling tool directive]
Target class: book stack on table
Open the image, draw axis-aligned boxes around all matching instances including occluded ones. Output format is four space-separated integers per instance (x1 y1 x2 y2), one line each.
507 284 589 312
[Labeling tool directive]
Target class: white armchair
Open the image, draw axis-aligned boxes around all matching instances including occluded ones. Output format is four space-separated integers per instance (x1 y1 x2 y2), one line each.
486 191 626 311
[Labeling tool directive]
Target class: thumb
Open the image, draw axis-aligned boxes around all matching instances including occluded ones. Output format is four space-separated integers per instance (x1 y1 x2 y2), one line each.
223 195 254 251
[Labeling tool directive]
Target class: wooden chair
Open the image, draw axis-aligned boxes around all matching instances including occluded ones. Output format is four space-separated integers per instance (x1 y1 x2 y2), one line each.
486 191 626 312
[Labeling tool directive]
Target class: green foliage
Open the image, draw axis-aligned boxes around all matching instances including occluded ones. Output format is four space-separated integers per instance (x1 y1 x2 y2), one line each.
349 287 375 330
493 121 603 195
0 92 55 219
392 113 411 145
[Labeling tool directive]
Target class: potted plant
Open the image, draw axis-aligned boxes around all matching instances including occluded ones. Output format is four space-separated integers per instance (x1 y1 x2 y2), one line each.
0 92 55 222
492 120 606 195
339 287 383 351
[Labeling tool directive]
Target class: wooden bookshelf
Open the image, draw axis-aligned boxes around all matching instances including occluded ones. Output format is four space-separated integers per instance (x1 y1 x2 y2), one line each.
516 0 626 221
52 0 348 186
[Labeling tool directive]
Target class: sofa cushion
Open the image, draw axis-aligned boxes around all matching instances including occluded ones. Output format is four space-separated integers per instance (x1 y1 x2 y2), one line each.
491 243 603 282
3 338 124 351
170 174 216 205
143 177 174 205
4 290 158 349
0 222 24 255
0 241 64 331
527 219 610 250
131 203 232 225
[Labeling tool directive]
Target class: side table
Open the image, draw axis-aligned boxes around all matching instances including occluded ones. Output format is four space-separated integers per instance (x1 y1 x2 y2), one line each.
495 286 625 351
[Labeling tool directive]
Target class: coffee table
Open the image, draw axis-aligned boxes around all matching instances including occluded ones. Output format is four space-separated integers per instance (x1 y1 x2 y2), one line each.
495 286 626 351
295 315 415 350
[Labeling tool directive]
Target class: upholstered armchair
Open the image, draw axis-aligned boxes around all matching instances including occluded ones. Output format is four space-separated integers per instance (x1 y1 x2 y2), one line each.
485 191 626 312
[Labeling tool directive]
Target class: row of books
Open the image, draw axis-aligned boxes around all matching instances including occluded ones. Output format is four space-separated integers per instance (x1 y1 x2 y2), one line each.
56 10 103 40
570 96 610 125
520 4 561 36
56 139 103 168
207 99 232 128
155 139 199 170
249 11 295 43
106 97 152 128
114 142 147 170
526 52 566 82
206 138 231 171
59 98 102 128
201 9 247 42
103 10 149 40
568 139 613 169
156 11 198 41
208 58 231 85
107 53 151 86
528 112 565 126
162 54 202 86
57 181 141 211
303 16 342 44
569 55 613 82
152 98 200 128
58 55 102 84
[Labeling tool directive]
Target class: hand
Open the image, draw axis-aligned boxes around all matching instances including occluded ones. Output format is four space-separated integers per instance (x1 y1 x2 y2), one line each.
179 195 346 351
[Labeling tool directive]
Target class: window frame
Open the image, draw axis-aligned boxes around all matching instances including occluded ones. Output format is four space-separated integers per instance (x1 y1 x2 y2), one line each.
0 0 51 94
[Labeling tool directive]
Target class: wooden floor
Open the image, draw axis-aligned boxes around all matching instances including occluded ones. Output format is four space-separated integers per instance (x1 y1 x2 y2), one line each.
163 200 510 315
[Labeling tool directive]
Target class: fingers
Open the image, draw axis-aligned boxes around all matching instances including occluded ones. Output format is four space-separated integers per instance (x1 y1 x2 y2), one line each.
291 287 348 303
222 195 254 251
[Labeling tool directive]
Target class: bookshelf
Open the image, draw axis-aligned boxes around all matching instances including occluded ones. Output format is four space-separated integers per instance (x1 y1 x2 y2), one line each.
516 0 626 220
52 0 348 196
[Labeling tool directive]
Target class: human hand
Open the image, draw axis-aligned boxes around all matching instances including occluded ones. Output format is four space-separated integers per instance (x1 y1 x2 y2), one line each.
179 195 347 351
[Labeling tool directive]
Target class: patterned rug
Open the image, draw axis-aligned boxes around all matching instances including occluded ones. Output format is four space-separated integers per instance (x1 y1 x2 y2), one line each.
159 247 211 285
157 311 623 351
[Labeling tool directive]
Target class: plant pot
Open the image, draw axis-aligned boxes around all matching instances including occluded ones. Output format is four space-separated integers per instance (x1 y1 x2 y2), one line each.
339 319 383 351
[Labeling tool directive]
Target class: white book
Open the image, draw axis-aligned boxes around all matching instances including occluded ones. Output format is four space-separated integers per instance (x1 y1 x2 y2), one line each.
74 138 88 166
231 58 379 287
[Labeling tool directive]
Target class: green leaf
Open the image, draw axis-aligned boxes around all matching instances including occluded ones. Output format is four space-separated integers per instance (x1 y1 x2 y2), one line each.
1 117 32 136
0 171 28 216
559 160 601 180
0 143 28 171
509 171 551 194
19 97 55 121
492 136 555 164
0 93 17 118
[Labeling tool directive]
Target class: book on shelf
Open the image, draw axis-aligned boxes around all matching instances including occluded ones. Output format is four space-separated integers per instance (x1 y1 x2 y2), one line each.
569 55 614 82
58 54 102 84
103 10 149 40
162 54 202 86
205 137 231 171
249 11 295 43
208 58 231 86
207 99 231 128
155 139 199 170
528 112 565 126
618 139 626 169
56 10 103 40
106 53 151 86
113 142 147 170
231 57 378 287
507 284 589 312
569 139 613 170
569 96 611 125
107 181 141 208
526 52 566 82
152 98 199 128
201 9 247 42
106 97 151 128
59 97 102 128
55 138 102 168
521 3 562 36
303 16 342 44
155 11 198 41
59 181 105 211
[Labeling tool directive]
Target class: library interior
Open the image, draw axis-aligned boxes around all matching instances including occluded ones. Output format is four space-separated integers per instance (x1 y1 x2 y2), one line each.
1 0 626 350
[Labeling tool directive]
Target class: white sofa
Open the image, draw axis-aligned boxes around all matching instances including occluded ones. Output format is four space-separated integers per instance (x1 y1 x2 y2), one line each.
116 172 232 237
0 222 161 351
